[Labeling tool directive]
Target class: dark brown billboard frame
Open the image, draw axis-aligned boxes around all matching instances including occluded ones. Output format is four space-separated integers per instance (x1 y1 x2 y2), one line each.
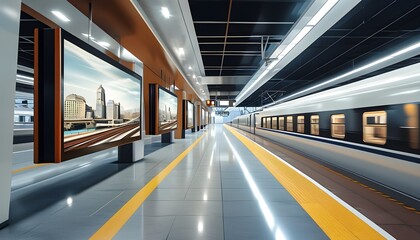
34 28 142 163
149 84 178 135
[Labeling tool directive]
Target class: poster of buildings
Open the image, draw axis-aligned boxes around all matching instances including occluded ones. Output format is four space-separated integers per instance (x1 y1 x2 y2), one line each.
187 101 194 129
158 88 178 131
62 40 141 153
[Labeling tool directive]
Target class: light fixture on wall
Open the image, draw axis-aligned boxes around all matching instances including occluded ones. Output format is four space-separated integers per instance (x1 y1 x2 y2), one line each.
161 7 170 19
51 10 70 22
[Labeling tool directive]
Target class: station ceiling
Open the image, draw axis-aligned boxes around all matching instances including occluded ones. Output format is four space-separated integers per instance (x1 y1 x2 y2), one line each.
187 0 420 106
18 0 420 107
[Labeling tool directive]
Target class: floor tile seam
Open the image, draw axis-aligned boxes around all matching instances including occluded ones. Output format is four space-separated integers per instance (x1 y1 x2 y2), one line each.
164 216 177 240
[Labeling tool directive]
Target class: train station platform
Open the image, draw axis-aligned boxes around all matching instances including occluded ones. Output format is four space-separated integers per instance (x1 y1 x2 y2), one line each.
1 124 418 239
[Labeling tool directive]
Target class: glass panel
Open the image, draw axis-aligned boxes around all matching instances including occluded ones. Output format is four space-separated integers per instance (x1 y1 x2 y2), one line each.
310 115 319 135
272 117 278 129
297 116 304 133
266 117 271 129
404 104 419 149
279 117 285 130
287 116 293 131
363 111 387 145
331 114 345 139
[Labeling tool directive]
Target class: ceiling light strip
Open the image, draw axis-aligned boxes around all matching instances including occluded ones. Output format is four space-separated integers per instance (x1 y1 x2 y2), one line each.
51 10 70 22
235 0 343 104
129 0 203 100
265 41 420 108
307 0 339 26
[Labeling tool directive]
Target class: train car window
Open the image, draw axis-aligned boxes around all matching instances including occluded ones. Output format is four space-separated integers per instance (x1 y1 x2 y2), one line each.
279 117 285 130
363 111 387 145
310 115 319 135
297 116 304 133
404 104 419 149
262 117 266 128
272 117 278 130
287 116 293 131
331 114 345 139
266 117 271 129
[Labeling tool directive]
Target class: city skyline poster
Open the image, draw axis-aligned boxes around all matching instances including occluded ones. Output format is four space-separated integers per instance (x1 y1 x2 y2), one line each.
62 39 141 156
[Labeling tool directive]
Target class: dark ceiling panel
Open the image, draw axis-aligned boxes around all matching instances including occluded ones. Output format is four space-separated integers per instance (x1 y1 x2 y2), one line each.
221 69 256 76
224 44 264 52
227 24 291 36
18 12 48 69
202 55 223 67
208 84 245 92
230 0 309 22
194 23 227 36
189 0 302 95
199 44 225 51
223 55 262 67
189 0 230 21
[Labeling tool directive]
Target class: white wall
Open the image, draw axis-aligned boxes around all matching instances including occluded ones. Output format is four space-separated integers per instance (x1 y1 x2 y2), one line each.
0 0 21 226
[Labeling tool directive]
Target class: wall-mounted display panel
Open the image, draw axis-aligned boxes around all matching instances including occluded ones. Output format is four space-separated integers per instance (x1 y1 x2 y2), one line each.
201 108 205 126
35 29 142 163
149 84 178 134
186 101 194 129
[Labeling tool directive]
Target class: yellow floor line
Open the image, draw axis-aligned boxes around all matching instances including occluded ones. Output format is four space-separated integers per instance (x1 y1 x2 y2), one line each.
90 133 207 240
225 125 393 240
12 163 51 174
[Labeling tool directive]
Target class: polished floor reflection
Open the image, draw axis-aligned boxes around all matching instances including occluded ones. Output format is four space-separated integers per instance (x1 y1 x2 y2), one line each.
0 125 328 240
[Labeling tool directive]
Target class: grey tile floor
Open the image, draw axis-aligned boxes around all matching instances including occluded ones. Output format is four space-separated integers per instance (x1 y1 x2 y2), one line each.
0 125 328 239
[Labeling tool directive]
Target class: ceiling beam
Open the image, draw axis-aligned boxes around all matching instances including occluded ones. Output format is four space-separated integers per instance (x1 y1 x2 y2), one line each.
209 91 240 96
201 50 260 53
194 21 294 25
203 53 261 56
201 76 251 85
199 42 281 45
198 35 285 38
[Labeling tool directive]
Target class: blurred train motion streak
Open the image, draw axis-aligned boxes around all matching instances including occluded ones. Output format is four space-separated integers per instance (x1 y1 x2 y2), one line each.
230 62 420 203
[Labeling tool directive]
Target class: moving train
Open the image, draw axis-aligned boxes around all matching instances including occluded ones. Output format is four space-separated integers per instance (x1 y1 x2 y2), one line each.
229 62 420 205
14 92 34 144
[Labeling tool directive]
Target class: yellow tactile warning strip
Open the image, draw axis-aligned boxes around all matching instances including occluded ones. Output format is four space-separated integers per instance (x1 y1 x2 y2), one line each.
12 164 51 174
90 132 207 240
225 125 394 240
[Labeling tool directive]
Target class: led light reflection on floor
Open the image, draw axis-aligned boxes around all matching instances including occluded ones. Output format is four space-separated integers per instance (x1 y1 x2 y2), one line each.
209 143 216 166
197 221 204 233
223 132 286 240
203 193 208 201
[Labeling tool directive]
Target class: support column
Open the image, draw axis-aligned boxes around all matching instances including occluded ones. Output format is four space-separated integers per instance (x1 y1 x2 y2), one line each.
0 0 21 227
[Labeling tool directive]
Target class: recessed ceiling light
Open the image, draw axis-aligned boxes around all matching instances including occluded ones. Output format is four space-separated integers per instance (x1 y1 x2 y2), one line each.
51 10 70 22
193 74 196 79
161 7 170 19
178 47 185 56
188 66 192 70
